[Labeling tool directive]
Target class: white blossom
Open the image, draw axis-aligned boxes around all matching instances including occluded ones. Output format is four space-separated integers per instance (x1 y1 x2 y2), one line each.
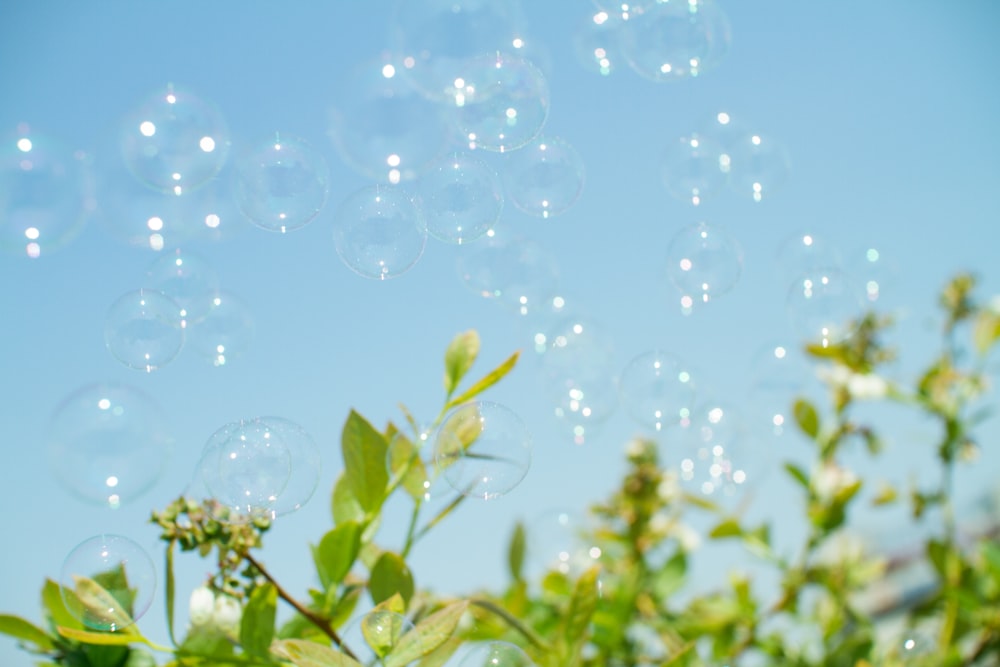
811 462 858 503
846 373 888 400
213 595 242 635
188 586 215 627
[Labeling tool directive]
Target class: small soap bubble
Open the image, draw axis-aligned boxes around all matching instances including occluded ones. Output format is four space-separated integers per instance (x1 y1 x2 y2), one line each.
46 382 171 509
725 131 791 203
452 52 550 153
666 221 743 304
434 401 532 500
774 230 844 288
415 152 503 244
619 0 731 82
105 288 185 372
390 0 528 102
675 401 754 502
186 290 255 367
505 136 585 218
235 134 330 233
458 641 535 667
144 248 220 324
787 268 863 346
619 350 696 433
848 243 899 305
527 510 601 578
341 610 416 665
573 9 626 77
747 340 808 440
387 428 441 502
60 534 156 632
0 125 93 258
328 53 450 183
660 132 727 206
456 232 560 315
333 184 427 280
120 85 230 194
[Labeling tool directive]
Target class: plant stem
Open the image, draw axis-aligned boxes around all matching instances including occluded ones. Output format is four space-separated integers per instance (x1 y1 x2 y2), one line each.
470 598 551 651
243 553 359 661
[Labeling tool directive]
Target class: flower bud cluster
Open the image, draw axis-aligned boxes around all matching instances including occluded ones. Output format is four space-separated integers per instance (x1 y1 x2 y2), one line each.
188 585 243 637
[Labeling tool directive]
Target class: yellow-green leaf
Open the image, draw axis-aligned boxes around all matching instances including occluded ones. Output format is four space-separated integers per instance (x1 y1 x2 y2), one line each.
444 351 520 410
384 601 469 667
272 638 365 667
793 398 820 440
369 553 414 606
709 518 743 539
0 614 55 651
240 582 277 658
315 522 364 589
67 576 138 634
508 522 526 582
341 410 390 513
444 330 480 398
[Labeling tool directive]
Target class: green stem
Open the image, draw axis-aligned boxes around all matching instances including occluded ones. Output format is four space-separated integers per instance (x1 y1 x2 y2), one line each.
469 599 551 651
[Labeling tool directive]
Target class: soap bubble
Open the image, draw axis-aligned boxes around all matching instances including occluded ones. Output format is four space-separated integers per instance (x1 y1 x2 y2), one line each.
328 54 450 183
120 84 230 194
105 288 185 372
144 248 220 324
848 244 900 305
198 416 320 518
660 132 727 206
573 8 626 77
340 610 416 666
186 291 255 367
619 349 696 433
387 428 444 502
0 125 94 258
46 383 171 509
747 341 808 440
235 134 330 233
434 401 532 500
774 231 844 287
333 185 427 280
619 0 731 82
505 136 585 218
527 510 601 578
724 131 791 203
415 152 503 244
787 268 863 346
456 233 559 315
60 534 156 632
666 221 743 304
676 401 754 501
390 0 528 103
458 641 535 667
451 52 550 153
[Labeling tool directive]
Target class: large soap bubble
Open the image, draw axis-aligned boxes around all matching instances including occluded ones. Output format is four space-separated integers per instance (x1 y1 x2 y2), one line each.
456 232 560 316
0 125 93 258
787 268 863 346
619 0 731 82
665 221 743 304
120 84 230 195
660 132 727 206
619 349 696 434
47 382 172 509
415 152 503 244
675 401 756 503
234 134 330 233
186 291 255 368
105 288 186 372
526 509 602 578
434 401 532 500
573 8 626 77
774 230 844 288
333 185 428 280
702 111 791 202
505 136 585 219
144 248 221 325
61 534 156 632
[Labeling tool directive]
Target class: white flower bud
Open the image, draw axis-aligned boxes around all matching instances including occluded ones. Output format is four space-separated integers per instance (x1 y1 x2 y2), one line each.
811 462 858 503
188 586 215 627
213 595 242 634
847 373 887 400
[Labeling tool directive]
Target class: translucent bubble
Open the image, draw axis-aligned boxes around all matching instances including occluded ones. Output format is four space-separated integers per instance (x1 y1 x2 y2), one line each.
660 132 727 206
186 291 255 367
573 9 626 77
504 136 585 218
539 315 616 381
390 0 528 103
619 349 696 433
144 248 220 324
0 125 94 258
120 84 230 194
774 230 843 288
328 53 451 183
332 185 427 280
452 52 550 153
675 401 755 502
456 232 559 315
458 641 535 667
847 244 899 305
666 221 743 304
234 134 329 233
522 294 572 355
724 131 791 203
46 383 171 509
787 268 863 346
747 340 808 439
434 401 532 500
527 510 601 578
61 534 156 632
105 288 185 372
387 428 441 502
197 416 319 518
414 152 503 244
340 610 415 666
619 0 731 82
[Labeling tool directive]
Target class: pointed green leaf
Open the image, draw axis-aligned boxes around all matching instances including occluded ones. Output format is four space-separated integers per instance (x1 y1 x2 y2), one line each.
369 553 414 606
342 410 390 513
784 463 810 490
415 636 463 667
240 582 278 658
332 472 366 525
372 592 407 616
563 566 600 657
444 351 520 410
384 601 469 667
42 579 81 632
0 614 55 651
871 482 898 506
386 431 431 502
272 638 365 667
56 626 167 651
165 540 176 646
652 551 687 599
315 522 364 589
508 522 526 582
444 330 481 398
973 309 1000 356
67 575 139 633
793 399 820 440
709 518 744 539
359 608 410 659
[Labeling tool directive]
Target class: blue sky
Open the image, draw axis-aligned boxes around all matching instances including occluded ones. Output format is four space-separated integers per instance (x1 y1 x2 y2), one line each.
2 1 1000 664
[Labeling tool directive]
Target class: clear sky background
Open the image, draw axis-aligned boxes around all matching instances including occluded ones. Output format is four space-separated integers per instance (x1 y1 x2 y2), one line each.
2 1 1000 665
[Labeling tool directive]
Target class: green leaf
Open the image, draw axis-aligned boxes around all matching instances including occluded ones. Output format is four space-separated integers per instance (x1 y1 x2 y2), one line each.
652 552 687 599
708 518 743 539
784 463 810 490
373 592 407 616
66 575 139 633
415 636 463 667
508 522 526 582
56 626 157 648
973 309 1000 356
444 351 520 410
0 614 55 651
359 609 410 660
315 522 364 590
240 582 277 659
384 601 469 667
341 410 390 513
793 398 820 440
871 482 898 506
563 567 600 659
386 431 431 502
272 638 365 667
165 540 176 646
43 578 81 632
369 552 414 606
332 472 366 526
444 330 481 399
